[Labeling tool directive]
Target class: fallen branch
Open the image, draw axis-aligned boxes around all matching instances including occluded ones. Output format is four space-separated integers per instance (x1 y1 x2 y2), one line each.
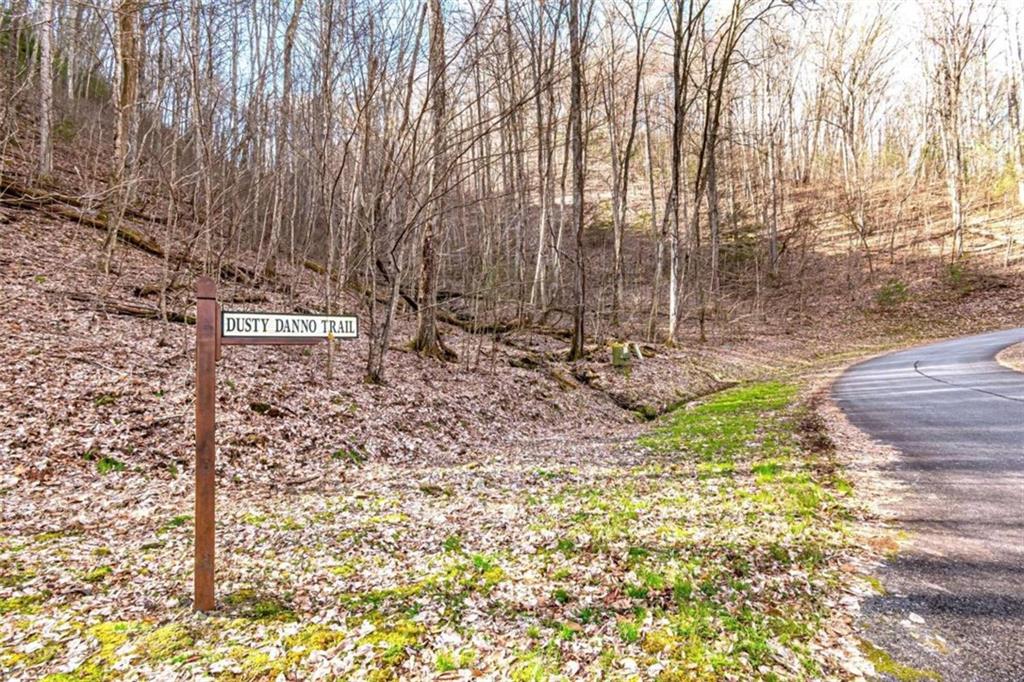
1 180 165 257
63 291 193 324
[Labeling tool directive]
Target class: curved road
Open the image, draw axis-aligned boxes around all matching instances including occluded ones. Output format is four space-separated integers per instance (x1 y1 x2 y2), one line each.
833 328 1024 681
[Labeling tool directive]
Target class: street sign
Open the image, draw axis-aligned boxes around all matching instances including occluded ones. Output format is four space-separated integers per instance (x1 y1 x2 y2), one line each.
221 311 357 340
193 278 358 612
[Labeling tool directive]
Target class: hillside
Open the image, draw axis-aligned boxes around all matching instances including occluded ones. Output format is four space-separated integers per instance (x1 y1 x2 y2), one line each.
1 184 1021 677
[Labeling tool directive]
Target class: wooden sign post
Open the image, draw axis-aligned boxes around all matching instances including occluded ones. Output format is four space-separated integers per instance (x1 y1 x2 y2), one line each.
193 277 357 612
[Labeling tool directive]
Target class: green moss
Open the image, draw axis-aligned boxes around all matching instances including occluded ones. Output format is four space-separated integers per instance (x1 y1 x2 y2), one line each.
434 647 476 672
82 450 125 474
135 623 192 662
330 560 359 578
1 637 61 668
510 648 561 681
281 624 345 668
42 621 147 681
34 530 77 544
0 561 35 587
876 279 909 308
638 382 798 460
0 593 47 615
642 628 678 654
161 514 192 531
618 619 640 643
442 534 462 553
332 448 365 465
864 575 886 595
82 566 112 583
220 645 278 679
93 394 118 408
223 589 295 621
859 640 941 681
359 619 424 666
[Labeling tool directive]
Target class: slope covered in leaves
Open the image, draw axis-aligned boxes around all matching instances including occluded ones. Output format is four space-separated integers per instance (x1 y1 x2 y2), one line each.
1 209 1022 680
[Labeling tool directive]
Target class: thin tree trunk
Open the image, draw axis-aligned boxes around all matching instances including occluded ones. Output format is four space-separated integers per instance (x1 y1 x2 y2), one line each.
37 0 53 176
567 0 586 361
413 0 449 358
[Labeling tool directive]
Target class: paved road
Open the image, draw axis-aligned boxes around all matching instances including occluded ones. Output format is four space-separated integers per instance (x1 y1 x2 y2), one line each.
833 328 1024 681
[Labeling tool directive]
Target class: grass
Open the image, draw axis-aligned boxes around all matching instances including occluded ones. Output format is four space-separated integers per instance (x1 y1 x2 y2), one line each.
859 639 941 681
81 450 125 474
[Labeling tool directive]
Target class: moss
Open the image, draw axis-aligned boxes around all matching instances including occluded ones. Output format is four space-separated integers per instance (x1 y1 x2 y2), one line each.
161 514 192 531
434 647 476 672
285 624 345 654
34 530 77 544
0 561 36 587
366 513 407 526
93 393 118 408
642 628 678 654
617 619 640 643
1 637 62 669
0 593 48 614
42 621 147 681
442 534 462 553
82 450 125 474
332 448 365 464
509 649 561 681
859 640 941 681
82 566 112 583
359 619 424 666
864 575 886 595
639 382 798 459
220 645 278 679
330 560 359 578
135 623 192 662
223 589 295 621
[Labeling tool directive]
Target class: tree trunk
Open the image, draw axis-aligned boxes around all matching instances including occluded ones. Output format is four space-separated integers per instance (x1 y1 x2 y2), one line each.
567 0 586 361
102 0 140 275
37 0 53 176
412 0 450 359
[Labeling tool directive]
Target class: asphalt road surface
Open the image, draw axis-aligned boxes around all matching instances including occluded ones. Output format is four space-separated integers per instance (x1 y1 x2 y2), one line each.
833 328 1024 681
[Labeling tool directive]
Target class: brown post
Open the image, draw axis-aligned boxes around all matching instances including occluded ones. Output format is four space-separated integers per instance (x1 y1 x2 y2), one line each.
194 277 217 612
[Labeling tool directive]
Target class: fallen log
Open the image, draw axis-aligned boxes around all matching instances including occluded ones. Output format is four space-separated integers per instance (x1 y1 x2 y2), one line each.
64 291 193 324
1 181 165 258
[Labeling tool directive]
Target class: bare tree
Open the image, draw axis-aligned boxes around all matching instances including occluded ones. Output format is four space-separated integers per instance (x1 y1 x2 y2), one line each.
926 0 989 260
567 0 587 360
101 0 140 274
412 0 451 359
37 0 53 176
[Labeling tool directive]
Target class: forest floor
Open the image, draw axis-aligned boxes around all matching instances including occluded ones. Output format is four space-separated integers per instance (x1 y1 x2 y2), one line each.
1 212 1022 680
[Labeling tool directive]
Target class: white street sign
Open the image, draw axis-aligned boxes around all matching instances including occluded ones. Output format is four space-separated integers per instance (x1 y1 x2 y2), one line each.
221 310 358 339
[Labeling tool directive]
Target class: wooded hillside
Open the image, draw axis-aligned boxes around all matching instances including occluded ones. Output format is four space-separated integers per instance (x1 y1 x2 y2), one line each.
2 0 1021 379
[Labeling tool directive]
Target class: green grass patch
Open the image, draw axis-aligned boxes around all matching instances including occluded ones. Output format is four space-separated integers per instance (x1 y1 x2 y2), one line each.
859 639 941 681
